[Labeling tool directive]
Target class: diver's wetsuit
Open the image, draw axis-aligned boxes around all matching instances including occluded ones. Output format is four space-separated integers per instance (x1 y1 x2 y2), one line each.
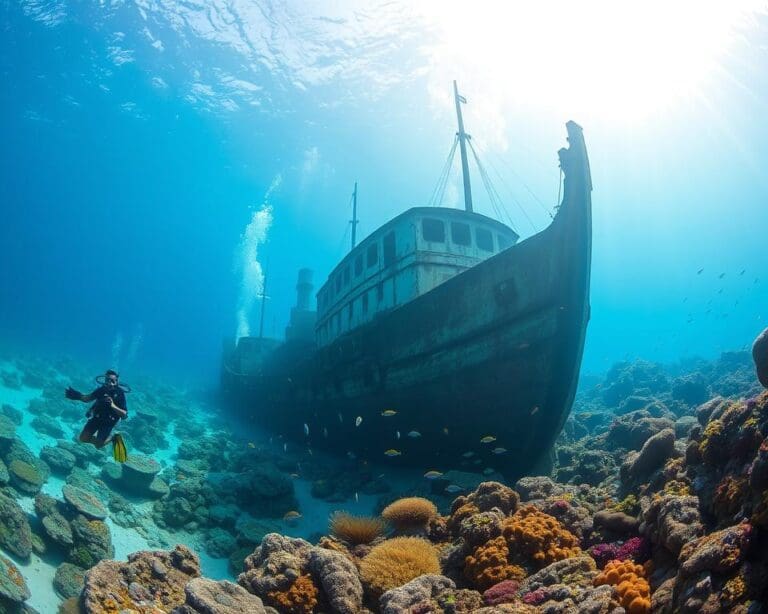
83 385 128 442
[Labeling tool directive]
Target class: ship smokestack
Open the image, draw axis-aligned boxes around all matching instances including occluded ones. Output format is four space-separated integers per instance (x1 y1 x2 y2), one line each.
285 268 317 342
296 268 313 311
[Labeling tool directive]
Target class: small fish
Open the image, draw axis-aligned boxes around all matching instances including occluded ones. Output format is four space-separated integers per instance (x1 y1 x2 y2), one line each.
407 430 421 438
480 436 496 444
517 342 530 350
303 423 309 436
338 413 343 423
445 484 463 493
442 427 449 435
247 442 255 449
307 448 313 456
424 470 444 479
354 492 359 502
719 273 725 279
347 451 356 460
323 427 328 438
283 443 287 452
530 406 540 416
381 409 397 417
384 449 402 457
290 473 299 479
740 269 746 275
462 451 474 458
396 430 401 440
473 459 482 465
355 416 362 427
482 467 494 475
283 511 302 522
492 447 507 455
697 268 704 274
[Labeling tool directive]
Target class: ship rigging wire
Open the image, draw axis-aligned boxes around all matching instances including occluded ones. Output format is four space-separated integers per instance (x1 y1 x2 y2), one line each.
428 135 459 207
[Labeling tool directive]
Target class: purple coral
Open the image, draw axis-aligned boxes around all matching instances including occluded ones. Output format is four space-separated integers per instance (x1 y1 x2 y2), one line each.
521 588 547 605
588 542 620 567
615 536 650 562
483 579 519 606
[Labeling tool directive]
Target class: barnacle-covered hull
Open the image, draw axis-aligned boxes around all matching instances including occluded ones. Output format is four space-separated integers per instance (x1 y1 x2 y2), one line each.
222 122 592 479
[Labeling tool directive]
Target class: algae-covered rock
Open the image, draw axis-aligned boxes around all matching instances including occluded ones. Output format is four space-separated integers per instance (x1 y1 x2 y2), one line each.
30 415 65 438
0 405 22 426
42 511 74 547
0 493 33 558
0 554 31 603
0 415 16 445
204 528 237 558
53 562 86 599
82 545 201 612
0 459 8 486
62 484 108 520
308 547 364 614
40 446 76 476
68 514 113 568
8 459 44 495
120 454 161 494
178 578 267 614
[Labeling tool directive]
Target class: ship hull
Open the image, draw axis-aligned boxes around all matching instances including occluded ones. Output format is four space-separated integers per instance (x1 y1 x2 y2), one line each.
222 122 592 479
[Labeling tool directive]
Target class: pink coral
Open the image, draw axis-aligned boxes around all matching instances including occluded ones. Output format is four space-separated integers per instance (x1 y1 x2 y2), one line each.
483 579 520 606
616 537 650 563
521 588 547 605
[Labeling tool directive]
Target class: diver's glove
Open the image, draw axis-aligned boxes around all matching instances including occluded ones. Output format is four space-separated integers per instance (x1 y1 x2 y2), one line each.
65 387 83 401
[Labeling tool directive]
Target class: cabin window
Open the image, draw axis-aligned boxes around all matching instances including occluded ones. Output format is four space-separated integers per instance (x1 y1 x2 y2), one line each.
362 292 369 313
367 243 378 267
476 227 494 252
335 276 341 293
383 231 396 266
377 282 384 303
451 222 471 246
498 234 511 250
354 254 363 276
422 218 445 242
343 266 350 286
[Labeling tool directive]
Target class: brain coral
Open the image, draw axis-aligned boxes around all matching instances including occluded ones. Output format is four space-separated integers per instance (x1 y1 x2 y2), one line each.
329 511 387 545
381 497 437 530
593 559 650 614
464 536 526 590
501 505 581 569
266 574 318 614
359 537 440 598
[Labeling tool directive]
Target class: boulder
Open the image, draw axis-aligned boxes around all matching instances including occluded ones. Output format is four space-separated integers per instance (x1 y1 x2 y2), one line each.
62 485 108 520
0 493 33 558
621 428 676 483
178 578 267 614
40 446 76 475
42 511 74 547
0 554 30 603
121 455 162 493
53 562 87 599
308 547 364 614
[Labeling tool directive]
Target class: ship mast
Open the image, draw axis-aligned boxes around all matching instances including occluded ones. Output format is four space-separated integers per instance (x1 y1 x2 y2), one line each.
258 266 268 339
350 181 359 250
453 80 473 213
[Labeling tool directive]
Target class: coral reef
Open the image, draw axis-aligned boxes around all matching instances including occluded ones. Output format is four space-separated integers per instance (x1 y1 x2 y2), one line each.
329 511 387 545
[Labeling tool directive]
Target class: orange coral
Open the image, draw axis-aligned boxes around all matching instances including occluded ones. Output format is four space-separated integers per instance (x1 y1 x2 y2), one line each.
266 574 319 614
359 537 440 598
594 559 651 614
501 505 581 568
329 511 387 545
381 497 438 530
464 536 526 590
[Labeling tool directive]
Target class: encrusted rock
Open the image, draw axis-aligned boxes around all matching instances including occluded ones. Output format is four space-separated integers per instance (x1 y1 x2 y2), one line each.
308 546 363 614
176 578 267 614
622 428 676 482
0 554 31 603
82 545 201 612
238 533 312 595
40 446 76 475
62 484 108 520
641 495 704 556
379 574 455 614
0 493 33 558
53 562 87 599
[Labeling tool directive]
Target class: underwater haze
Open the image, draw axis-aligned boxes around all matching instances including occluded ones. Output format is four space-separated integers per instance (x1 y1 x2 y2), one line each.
1 1 768 612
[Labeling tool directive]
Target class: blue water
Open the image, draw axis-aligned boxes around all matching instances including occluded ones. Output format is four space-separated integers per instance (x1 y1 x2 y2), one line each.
2 3 768 611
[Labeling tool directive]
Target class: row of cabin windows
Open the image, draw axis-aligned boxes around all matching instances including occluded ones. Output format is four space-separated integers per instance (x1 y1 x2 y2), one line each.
422 218 511 252
323 231 395 308
322 282 385 339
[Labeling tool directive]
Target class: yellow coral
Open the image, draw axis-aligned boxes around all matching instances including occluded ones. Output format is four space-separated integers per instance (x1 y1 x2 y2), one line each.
699 419 724 459
447 502 480 535
381 497 438 530
359 537 440 598
663 480 691 497
329 511 387 545
594 560 650 614
713 476 748 521
611 494 639 515
464 535 526 590
501 505 581 569
266 574 318 614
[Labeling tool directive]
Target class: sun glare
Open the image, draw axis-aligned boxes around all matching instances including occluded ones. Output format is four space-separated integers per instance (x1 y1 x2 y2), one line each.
419 1 760 123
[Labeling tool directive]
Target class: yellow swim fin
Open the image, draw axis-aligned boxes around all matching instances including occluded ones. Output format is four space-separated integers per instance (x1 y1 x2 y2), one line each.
112 433 128 463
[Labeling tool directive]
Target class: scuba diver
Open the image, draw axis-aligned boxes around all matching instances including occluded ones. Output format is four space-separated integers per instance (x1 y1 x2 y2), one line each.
65 369 129 462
